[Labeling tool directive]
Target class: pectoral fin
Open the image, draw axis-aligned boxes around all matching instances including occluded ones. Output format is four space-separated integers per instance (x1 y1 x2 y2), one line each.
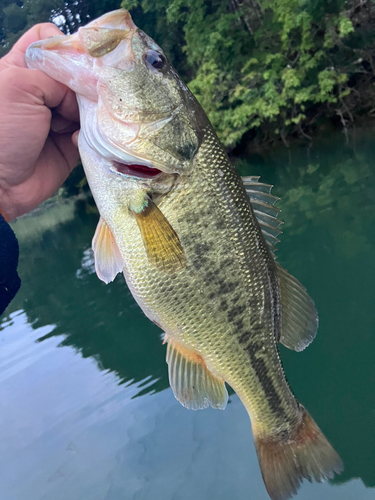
92 217 123 284
276 263 318 352
133 198 186 273
166 337 228 410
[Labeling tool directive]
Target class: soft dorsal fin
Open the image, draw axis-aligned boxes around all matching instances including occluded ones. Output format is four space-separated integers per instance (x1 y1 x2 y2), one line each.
242 176 283 255
132 198 186 274
242 176 318 350
276 262 319 352
92 217 123 284
165 336 228 410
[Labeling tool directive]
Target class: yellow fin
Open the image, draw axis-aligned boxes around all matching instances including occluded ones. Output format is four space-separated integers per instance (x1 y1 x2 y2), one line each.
166 337 228 410
133 199 186 273
92 217 123 284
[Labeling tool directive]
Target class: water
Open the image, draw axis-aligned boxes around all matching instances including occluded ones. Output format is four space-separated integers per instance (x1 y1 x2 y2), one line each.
1 127 375 500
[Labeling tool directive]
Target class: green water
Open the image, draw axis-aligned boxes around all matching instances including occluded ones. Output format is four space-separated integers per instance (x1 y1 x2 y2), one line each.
1 126 375 500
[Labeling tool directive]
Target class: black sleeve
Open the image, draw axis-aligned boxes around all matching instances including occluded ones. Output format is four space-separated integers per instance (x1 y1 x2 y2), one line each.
0 214 21 316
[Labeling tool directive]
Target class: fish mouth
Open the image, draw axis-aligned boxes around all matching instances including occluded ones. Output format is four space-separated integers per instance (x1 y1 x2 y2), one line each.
112 161 162 180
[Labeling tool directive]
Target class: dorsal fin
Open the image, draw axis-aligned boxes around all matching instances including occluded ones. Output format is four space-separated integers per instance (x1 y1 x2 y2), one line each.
242 176 283 255
276 262 319 351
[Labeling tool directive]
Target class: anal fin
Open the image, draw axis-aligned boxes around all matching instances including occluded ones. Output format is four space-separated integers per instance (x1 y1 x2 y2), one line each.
92 217 123 284
276 262 318 352
166 337 228 410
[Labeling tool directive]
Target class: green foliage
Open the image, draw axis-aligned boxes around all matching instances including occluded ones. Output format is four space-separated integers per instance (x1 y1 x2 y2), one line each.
3 3 27 35
1 0 62 57
121 0 375 147
1 0 375 146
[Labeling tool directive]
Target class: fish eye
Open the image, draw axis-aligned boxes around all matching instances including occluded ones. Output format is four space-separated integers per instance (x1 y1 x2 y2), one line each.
145 50 165 70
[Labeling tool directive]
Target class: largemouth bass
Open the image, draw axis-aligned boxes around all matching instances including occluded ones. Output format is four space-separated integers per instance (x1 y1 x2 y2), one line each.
26 10 343 499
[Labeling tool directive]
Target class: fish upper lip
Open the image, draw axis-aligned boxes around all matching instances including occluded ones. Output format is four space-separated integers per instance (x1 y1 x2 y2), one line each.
28 34 86 54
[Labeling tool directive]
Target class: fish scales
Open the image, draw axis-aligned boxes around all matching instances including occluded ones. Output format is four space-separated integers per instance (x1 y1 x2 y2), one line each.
116 126 298 429
26 10 343 500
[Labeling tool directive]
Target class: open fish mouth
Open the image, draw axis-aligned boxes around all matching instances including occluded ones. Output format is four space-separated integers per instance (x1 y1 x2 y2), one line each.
112 160 162 179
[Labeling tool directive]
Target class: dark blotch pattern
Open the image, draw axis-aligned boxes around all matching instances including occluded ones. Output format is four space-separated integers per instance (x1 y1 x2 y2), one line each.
233 318 244 331
238 330 251 344
276 429 290 441
176 142 197 161
220 299 228 311
216 218 226 230
246 342 286 419
216 281 237 296
192 258 204 270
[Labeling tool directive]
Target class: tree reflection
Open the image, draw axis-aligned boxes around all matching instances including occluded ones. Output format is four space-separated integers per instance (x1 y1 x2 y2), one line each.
236 126 375 488
8 200 169 397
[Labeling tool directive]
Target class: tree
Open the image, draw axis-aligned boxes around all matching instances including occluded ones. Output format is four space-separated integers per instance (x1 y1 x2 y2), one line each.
0 0 122 57
2 0 375 146
122 0 375 147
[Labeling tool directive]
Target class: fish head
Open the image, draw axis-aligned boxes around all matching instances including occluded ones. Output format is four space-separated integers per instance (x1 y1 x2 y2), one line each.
26 9 204 187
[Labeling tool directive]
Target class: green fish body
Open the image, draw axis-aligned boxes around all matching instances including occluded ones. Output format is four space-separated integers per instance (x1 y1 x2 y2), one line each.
26 10 343 500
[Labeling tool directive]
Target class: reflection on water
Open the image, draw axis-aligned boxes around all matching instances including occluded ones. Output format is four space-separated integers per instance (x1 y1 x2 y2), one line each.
236 127 375 489
1 127 375 499
9 202 169 398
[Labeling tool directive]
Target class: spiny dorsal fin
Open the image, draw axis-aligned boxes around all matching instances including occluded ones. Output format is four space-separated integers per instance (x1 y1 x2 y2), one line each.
276 262 319 352
242 176 283 255
165 336 228 410
133 198 186 274
92 217 123 284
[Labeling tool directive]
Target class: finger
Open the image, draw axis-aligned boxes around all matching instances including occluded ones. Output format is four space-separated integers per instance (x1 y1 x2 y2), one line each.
4 134 80 220
54 89 80 123
51 114 80 133
1 67 78 120
0 23 63 70
72 130 80 147
30 133 80 204
0 24 80 121
50 131 80 174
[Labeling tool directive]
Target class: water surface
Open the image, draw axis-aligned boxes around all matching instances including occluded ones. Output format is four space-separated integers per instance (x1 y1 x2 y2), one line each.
1 127 375 500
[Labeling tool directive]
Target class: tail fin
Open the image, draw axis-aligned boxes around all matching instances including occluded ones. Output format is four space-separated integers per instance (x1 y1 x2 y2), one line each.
253 407 343 500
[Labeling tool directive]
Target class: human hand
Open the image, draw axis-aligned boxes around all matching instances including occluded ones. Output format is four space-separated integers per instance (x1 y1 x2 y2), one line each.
0 23 80 221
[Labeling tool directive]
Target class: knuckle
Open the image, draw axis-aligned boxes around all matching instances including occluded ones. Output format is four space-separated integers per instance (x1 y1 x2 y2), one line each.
35 22 63 38
0 67 41 104
0 52 18 71
34 22 56 30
